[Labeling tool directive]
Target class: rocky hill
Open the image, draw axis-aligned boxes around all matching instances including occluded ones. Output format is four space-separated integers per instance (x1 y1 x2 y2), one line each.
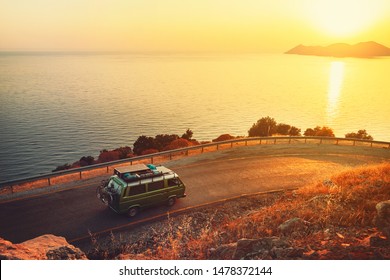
285 41 390 58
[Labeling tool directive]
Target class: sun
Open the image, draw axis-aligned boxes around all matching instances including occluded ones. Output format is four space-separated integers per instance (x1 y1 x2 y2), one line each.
307 0 384 37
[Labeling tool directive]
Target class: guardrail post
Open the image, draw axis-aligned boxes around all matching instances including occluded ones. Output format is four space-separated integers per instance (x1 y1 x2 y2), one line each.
259 139 262 145
79 171 82 179
107 166 109 173
185 150 189 156
201 147 204 153
48 178 51 186
231 142 233 148
216 144 219 150
336 139 339 145
305 138 307 144
289 138 291 144
320 138 323 144
245 140 247 146
274 139 276 145
151 157 154 164
169 153 172 160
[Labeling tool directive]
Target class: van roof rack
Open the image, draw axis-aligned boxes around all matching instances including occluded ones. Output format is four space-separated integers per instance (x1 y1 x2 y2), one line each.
114 164 170 183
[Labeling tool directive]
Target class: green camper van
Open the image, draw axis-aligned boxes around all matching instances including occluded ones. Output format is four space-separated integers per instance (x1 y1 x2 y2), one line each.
97 164 186 217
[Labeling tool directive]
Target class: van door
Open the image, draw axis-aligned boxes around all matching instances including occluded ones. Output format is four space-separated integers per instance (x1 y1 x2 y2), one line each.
145 180 166 206
120 183 147 212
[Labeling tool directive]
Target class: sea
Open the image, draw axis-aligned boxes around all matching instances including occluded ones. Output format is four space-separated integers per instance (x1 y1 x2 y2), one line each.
0 52 389 181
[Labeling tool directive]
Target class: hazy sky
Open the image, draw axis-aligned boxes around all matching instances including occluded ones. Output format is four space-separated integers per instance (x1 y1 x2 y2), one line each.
1 0 390 52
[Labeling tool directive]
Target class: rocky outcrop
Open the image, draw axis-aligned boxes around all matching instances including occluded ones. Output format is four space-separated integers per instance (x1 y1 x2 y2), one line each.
0 234 87 260
285 41 390 58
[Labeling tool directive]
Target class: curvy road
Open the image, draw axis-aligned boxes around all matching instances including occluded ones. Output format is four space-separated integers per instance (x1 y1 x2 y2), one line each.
1 144 389 246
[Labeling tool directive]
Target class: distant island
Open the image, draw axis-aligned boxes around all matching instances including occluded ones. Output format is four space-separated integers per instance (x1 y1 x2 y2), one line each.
285 41 390 58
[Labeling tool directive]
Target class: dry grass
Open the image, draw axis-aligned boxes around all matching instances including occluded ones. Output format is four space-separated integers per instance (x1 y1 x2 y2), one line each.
86 163 390 260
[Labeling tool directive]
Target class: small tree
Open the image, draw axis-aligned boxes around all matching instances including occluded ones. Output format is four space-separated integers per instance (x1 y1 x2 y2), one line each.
276 123 291 135
114 146 133 159
304 126 335 137
155 134 179 150
133 136 158 155
345 129 373 140
181 129 193 140
79 156 95 166
289 126 301 136
248 116 277 137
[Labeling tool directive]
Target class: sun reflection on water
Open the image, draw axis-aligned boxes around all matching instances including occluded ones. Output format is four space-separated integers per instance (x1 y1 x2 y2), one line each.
327 61 345 123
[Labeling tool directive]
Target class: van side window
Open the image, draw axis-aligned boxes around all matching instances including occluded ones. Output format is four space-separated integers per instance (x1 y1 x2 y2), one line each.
128 184 146 196
148 180 164 192
167 178 181 187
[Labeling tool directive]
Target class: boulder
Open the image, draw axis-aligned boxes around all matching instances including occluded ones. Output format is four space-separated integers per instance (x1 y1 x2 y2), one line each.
233 237 289 259
374 200 390 238
208 243 237 260
278 217 309 234
0 234 87 260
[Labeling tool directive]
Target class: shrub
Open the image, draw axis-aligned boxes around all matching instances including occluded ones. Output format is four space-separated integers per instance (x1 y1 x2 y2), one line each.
164 138 194 150
212 134 235 142
79 156 95 166
155 134 179 150
304 126 335 137
98 150 120 163
114 146 133 159
133 136 158 155
276 124 302 136
141 148 160 155
52 163 72 172
345 129 373 140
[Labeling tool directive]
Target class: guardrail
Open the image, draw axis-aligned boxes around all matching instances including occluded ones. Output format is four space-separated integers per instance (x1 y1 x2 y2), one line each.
1 136 389 192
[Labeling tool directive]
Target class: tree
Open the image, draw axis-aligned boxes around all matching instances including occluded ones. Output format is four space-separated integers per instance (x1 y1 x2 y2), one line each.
304 126 335 137
276 123 291 135
79 156 95 166
289 126 301 136
133 136 158 155
155 134 179 150
248 116 277 137
181 129 193 140
345 129 373 140
114 146 133 159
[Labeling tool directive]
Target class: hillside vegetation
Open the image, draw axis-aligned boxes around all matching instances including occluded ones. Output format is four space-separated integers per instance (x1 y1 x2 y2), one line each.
87 163 390 260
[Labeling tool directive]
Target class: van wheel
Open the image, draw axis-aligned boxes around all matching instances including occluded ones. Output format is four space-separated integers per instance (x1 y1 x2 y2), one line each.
167 197 176 207
127 207 139 217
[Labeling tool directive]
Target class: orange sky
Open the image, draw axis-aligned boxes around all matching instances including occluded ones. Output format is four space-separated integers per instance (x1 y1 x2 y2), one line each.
1 0 389 52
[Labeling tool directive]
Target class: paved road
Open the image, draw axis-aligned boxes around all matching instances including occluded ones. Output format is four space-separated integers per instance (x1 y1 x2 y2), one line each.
0 144 389 244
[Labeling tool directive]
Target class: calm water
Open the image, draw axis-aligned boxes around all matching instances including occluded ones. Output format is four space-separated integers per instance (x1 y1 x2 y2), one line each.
0 53 389 181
